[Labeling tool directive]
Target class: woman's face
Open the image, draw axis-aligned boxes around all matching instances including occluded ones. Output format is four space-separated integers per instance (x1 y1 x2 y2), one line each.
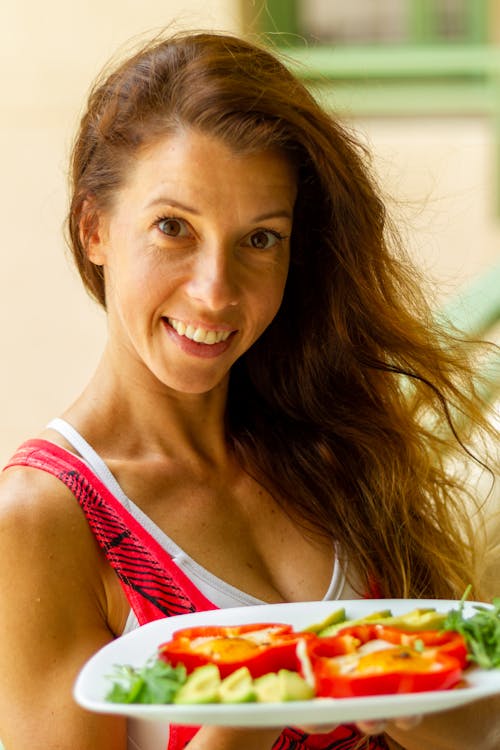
88 128 296 395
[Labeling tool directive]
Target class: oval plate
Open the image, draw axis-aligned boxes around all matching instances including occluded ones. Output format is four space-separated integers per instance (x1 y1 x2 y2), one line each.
74 599 500 726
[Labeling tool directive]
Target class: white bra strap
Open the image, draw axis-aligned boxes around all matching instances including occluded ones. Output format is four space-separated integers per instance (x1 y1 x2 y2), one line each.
46 417 131 505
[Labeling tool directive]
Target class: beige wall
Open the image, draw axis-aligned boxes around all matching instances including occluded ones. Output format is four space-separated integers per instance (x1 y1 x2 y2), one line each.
1 1 499 465
357 116 500 294
0 1 242 465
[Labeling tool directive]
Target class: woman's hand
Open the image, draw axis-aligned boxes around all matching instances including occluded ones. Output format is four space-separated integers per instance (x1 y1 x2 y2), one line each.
297 715 421 736
357 716 421 734
385 695 500 750
186 726 284 750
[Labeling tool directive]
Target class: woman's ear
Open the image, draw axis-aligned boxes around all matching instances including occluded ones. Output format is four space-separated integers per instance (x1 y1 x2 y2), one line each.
79 198 108 266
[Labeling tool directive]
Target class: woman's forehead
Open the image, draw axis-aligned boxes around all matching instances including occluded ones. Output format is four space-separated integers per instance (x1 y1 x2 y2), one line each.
118 129 298 214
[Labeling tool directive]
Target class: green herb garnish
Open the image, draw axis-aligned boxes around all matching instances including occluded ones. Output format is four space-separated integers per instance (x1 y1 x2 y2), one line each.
106 658 187 704
442 588 500 670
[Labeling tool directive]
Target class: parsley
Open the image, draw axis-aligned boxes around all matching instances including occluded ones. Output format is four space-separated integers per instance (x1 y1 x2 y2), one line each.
106 658 187 704
442 588 500 670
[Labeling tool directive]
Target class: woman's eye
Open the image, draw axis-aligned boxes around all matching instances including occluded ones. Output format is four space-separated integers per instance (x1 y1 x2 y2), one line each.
247 229 283 250
156 217 190 237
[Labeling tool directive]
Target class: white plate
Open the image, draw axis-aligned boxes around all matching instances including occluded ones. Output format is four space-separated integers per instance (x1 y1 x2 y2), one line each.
74 599 500 726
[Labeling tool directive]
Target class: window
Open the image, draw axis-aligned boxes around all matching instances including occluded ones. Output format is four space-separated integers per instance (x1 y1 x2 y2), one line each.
253 0 500 212
263 0 488 46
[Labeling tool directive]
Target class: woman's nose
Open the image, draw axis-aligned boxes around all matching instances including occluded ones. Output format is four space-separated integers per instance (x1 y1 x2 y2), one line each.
185 244 239 310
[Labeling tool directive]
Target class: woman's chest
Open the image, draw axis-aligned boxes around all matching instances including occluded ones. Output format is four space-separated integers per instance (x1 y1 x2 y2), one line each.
109 460 335 606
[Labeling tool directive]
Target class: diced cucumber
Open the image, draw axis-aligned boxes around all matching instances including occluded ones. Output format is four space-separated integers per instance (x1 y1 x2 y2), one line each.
319 609 392 636
318 608 445 636
219 667 256 703
254 670 314 702
302 607 346 634
173 664 221 704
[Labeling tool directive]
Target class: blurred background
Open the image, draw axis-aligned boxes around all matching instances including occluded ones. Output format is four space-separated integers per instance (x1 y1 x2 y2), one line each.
1 0 499 464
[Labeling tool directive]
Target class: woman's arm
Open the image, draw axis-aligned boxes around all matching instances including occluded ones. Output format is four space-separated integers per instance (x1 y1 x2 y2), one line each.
0 467 127 750
186 727 284 750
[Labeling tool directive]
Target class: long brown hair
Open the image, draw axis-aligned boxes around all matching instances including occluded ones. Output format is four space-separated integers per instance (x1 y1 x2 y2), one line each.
68 31 496 600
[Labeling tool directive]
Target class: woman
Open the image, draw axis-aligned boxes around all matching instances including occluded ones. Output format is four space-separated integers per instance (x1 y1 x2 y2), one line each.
0 31 498 750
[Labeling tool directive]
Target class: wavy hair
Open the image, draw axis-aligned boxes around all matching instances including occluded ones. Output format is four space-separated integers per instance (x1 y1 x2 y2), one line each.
68 31 496 600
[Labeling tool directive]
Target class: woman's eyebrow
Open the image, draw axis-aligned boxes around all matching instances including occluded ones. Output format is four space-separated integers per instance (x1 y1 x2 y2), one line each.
252 209 293 222
145 196 201 214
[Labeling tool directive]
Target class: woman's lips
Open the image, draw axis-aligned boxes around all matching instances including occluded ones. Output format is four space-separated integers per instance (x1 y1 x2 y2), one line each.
162 318 236 358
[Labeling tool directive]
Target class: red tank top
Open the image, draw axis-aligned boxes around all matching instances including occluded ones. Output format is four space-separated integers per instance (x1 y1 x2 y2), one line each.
4 439 389 750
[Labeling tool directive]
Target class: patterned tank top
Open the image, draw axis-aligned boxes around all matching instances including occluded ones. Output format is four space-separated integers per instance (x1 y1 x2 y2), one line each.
4 439 389 750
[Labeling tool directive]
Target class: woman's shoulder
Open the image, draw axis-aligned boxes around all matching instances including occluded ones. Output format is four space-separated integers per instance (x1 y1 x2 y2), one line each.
0 451 83 530
0 422 98 526
0 445 130 632
0 457 108 606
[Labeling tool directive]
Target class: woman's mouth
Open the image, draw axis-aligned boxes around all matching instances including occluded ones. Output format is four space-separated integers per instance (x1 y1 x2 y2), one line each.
167 317 233 345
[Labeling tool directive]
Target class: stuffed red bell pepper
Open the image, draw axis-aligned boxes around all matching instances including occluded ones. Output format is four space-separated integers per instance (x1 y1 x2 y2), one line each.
158 622 314 678
370 625 468 668
307 624 467 698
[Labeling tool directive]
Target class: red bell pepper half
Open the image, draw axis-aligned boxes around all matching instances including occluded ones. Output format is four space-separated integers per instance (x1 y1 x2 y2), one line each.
322 623 468 668
313 646 463 698
371 625 468 669
158 623 314 678
308 624 466 698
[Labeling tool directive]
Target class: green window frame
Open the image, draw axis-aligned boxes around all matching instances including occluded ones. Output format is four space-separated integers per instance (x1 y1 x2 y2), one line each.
261 1 489 46
409 0 487 45
253 1 500 213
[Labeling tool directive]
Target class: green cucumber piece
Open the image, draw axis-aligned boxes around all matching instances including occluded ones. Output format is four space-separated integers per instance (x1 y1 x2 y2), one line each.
173 664 221 704
254 670 314 702
219 667 256 703
303 607 346 634
318 609 393 636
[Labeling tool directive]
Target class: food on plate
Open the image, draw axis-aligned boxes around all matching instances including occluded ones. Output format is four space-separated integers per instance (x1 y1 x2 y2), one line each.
442 596 500 669
218 667 255 703
311 624 468 667
105 660 312 705
169 664 312 705
106 659 187 704
314 646 462 698
105 597 500 705
253 670 314 702
308 626 466 697
158 623 315 678
306 607 448 637
173 664 221 704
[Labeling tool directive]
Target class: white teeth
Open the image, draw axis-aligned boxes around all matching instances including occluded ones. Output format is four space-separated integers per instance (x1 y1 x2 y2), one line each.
168 318 231 345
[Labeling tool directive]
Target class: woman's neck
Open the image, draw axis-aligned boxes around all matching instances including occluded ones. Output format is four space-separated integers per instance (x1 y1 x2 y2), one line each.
62 347 231 466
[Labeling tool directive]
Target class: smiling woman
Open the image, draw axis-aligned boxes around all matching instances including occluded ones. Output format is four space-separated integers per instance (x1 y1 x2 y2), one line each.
0 29 498 750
